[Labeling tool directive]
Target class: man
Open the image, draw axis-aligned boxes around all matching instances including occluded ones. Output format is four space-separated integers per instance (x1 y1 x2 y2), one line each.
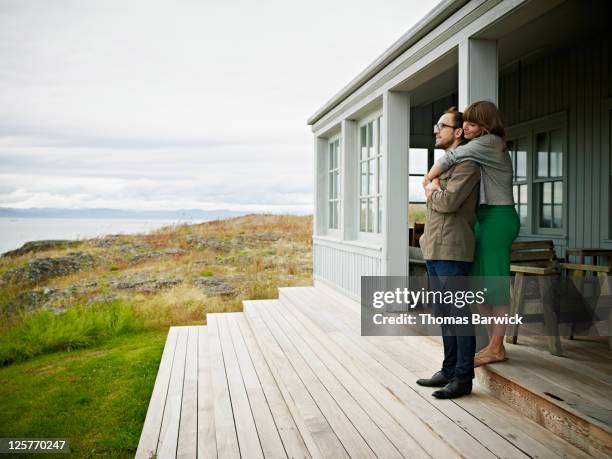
416 107 480 399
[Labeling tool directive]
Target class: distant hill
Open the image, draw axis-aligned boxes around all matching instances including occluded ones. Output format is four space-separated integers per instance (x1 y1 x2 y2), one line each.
0 207 250 220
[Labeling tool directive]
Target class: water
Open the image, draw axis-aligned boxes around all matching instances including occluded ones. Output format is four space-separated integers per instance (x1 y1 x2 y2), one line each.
0 218 209 255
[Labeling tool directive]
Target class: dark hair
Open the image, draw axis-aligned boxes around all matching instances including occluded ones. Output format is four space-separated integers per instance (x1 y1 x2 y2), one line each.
444 106 464 128
463 101 505 137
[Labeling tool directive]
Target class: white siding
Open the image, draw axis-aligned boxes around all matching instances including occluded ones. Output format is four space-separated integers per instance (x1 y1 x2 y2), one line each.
313 239 383 299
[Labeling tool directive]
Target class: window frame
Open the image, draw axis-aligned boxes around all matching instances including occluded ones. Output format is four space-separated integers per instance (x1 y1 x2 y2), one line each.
507 133 531 233
327 135 341 236
506 111 568 238
357 110 383 243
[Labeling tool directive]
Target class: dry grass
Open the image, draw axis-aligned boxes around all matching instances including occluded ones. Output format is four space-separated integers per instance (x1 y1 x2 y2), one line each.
131 285 238 328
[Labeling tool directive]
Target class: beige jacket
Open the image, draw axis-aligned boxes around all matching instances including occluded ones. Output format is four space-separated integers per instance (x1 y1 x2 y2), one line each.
419 160 480 262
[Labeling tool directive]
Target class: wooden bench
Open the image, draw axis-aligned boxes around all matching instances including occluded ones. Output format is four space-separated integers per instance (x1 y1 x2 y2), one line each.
506 240 563 355
558 262 612 349
508 241 612 353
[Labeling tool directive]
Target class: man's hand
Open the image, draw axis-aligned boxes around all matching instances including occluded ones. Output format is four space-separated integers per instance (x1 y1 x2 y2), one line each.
422 175 431 188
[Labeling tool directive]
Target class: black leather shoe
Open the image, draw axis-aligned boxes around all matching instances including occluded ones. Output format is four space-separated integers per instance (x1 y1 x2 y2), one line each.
416 371 450 387
432 380 472 399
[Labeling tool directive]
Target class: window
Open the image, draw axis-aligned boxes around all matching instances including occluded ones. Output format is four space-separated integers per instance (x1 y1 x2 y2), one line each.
506 113 566 235
535 129 564 230
359 115 383 234
408 148 444 224
328 138 340 230
408 148 428 224
508 137 528 227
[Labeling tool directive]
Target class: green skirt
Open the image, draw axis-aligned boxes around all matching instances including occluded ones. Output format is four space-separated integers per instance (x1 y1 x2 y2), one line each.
470 205 520 304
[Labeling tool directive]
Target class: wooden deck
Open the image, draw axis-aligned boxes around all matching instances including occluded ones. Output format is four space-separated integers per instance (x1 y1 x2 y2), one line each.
136 285 609 458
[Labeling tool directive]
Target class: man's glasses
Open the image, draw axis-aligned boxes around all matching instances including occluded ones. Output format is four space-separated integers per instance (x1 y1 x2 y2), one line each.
433 122 458 133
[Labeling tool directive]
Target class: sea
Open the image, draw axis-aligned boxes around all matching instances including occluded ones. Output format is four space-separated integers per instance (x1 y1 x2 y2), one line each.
0 218 210 255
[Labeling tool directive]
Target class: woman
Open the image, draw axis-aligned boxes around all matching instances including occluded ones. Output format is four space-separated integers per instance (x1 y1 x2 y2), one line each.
423 100 520 367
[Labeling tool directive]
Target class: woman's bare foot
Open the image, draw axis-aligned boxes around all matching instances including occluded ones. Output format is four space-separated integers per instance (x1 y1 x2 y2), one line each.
474 349 507 367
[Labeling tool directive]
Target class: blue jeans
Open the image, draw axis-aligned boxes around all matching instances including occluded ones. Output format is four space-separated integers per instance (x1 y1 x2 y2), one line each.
426 260 475 383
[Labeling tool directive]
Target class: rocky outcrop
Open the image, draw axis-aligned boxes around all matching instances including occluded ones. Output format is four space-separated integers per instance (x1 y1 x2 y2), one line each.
2 240 80 258
185 235 233 252
235 232 281 243
93 235 152 254
2 252 96 284
129 248 186 265
8 281 101 315
108 275 182 293
193 275 247 296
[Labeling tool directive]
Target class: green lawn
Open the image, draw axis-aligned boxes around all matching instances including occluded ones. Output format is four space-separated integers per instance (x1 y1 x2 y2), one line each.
0 329 168 458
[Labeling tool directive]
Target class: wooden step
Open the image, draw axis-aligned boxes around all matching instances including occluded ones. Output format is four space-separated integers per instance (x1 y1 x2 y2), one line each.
278 286 592 459
475 349 612 458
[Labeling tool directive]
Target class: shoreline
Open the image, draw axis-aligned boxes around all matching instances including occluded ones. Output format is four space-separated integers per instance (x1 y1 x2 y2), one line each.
0 217 208 256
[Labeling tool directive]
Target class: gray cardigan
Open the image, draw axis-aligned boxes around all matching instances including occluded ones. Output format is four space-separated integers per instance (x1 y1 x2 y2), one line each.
435 134 514 205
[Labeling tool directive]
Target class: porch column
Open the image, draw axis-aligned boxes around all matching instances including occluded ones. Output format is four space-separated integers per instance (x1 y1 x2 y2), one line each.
314 136 328 236
341 119 358 240
459 39 498 352
458 38 498 109
383 90 410 276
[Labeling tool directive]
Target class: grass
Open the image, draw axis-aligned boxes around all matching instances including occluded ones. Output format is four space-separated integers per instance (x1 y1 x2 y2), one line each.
0 299 144 367
0 329 167 458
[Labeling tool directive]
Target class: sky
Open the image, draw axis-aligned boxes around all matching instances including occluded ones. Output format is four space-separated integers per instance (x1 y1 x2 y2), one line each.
0 0 439 213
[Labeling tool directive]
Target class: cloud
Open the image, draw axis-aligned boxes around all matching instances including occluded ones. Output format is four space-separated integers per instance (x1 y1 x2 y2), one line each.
0 0 438 211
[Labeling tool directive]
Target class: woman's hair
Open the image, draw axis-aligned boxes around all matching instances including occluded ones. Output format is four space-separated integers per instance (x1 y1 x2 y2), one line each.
463 100 505 138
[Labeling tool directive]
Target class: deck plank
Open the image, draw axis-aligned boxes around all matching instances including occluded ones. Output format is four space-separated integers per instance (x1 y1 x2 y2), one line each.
516 336 611 387
177 327 199 458
208 315 241 458
197 326 217 459
157 327 189 458
136 327 179 459
234 313 311 459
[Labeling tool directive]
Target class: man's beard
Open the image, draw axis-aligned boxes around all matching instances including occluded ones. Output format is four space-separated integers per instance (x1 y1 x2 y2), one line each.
435 139 452 150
